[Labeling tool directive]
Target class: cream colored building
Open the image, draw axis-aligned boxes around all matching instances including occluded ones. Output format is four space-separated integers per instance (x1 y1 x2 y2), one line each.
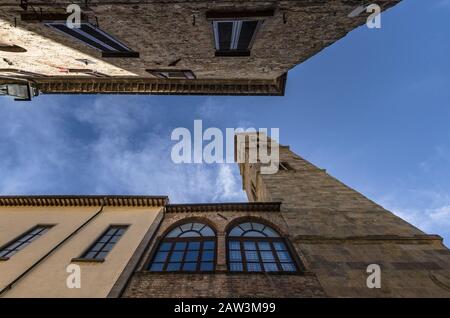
0 195 166 298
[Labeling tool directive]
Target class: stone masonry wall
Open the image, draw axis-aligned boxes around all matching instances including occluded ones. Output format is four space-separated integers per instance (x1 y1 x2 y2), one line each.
0 0 400 80
238 141 450 297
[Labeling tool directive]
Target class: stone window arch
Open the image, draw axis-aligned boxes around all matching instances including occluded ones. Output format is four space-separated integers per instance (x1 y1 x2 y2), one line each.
227 221 299 273
148 221 216 272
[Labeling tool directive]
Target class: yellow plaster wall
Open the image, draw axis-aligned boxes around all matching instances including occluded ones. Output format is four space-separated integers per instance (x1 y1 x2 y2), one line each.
0 205 162 298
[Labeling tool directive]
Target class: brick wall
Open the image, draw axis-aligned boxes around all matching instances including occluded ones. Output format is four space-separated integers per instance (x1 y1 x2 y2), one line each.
122 208 326 297
125 272 324 298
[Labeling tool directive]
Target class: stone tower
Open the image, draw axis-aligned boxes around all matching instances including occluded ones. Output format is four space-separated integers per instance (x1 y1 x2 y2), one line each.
236 133 450 297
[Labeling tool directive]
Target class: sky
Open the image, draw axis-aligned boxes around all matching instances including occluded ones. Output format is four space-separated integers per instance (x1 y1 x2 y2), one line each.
0 1 449 244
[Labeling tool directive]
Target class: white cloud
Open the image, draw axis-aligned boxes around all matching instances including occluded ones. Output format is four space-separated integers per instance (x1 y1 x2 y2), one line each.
213 164 246 202
0 95 247 204
435 0 450 8
429 205 450 226
379 192 450 247
1 94 447 243
418 145 450 173
196 97 225 120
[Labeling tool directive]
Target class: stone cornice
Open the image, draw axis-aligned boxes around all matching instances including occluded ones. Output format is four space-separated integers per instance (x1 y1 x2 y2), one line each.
166 202 281 213
0 195 168 207
11 74 287 96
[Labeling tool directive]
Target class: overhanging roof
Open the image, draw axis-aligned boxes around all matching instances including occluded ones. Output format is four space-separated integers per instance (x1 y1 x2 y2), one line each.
14 74 287 96
0 195 168 207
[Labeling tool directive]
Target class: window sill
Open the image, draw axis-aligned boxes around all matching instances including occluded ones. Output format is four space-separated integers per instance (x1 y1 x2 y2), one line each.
226 271 303 276
71 258 105 263
138 270 304 276
139 270 217 275
215 51 250 57
102 52 140 58
0 257 10 261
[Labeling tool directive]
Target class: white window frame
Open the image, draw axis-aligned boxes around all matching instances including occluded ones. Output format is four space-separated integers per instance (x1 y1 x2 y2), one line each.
212 20 261 51
45 22 132 53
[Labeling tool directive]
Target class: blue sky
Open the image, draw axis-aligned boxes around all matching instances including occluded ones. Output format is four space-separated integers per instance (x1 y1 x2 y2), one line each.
1 1 449 244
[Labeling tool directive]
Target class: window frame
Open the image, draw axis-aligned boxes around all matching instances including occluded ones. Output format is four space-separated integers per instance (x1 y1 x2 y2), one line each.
45 21 139 58
226 222 302 274
0 224 54 261
206 10 274 57
72 224 129 263
146 69 196 80
212 20 262 56
146 222 217 274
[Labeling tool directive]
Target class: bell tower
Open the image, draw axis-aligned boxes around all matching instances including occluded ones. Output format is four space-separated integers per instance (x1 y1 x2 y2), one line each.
235 133 450 297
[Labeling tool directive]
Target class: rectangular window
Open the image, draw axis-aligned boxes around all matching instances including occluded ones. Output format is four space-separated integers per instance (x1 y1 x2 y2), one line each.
147 69 196 80
207 10 273 57
45 22 139 58
77 225 128 261
228 240 297 273
213 20 260 56
0 225 53 260
149 239 215 272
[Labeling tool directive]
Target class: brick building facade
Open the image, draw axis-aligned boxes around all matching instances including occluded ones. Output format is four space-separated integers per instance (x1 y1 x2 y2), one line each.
121 202 326 298
1 0 400 99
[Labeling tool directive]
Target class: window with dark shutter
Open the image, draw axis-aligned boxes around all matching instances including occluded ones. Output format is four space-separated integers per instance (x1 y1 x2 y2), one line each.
212 20 261 56
207 10 274 57
45 22 139 58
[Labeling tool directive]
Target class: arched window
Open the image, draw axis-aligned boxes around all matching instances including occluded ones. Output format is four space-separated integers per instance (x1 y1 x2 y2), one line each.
148 222 216 272
227 221 298 273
